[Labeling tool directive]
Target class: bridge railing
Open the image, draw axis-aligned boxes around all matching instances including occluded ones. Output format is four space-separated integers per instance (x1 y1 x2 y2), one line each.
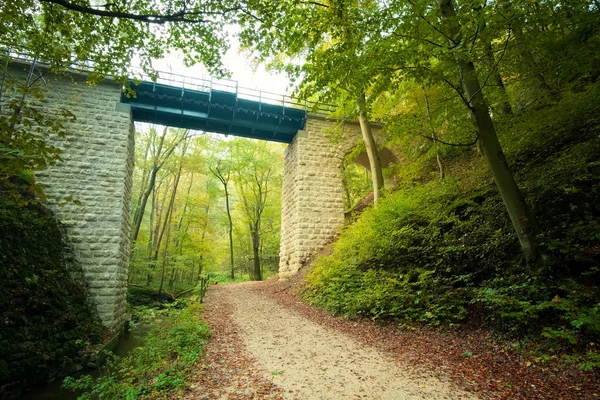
2 47 337 115
4 47 98 75
128 66 337 114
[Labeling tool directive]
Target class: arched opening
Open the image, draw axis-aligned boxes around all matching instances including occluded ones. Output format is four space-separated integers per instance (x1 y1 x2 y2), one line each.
342 146 398 218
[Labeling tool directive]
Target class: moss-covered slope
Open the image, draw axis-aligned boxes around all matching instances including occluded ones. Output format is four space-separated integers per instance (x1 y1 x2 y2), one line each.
0 191 103 397
305 83 600 354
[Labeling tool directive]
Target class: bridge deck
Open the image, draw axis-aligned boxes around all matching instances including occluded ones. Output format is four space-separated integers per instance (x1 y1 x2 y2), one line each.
122 80 315 143
6 50 334 143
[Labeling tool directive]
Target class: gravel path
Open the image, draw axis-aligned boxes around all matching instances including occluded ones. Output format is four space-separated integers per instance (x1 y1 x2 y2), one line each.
199 282 477 400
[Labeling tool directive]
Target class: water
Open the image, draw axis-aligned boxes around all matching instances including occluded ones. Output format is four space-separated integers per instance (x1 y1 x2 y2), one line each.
19 322 152 400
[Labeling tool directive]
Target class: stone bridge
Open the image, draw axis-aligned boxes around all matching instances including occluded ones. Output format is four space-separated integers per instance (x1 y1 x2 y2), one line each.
4 61 384 331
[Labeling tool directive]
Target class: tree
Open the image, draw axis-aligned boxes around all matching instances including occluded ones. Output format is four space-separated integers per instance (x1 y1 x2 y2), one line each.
240 0 559 264
0 0 243 204
157 133 190 294
356 92 384 203
131 127 188 244
232 139 282 281
210 153 235 280
437 0 540 263
239 1 386 204
1 0 246 81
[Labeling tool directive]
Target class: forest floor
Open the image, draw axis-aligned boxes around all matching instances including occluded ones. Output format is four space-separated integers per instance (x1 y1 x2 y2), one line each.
182 279 600 400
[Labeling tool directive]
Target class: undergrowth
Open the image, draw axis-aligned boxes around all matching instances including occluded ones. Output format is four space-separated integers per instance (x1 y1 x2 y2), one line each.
210 272 250 284
304 83 600 369
0 189 103 397
63 299 209 399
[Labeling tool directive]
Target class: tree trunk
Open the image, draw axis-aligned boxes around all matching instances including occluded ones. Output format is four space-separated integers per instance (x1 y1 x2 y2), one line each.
439 0 540 265
496 0 554 99
422 87 445 179
212 163 235 280
157 138 190 294
132 127 167 243
147 185 156 259
224 183 235 280
342 168 353 210
196 202 210 282
132 128 188 243
168 265 176 290
153 177 172 261
132 138 152 221
174 173 194 258
356 92 384 205
249 223 262 281
196 259 203 282
157 207 173 295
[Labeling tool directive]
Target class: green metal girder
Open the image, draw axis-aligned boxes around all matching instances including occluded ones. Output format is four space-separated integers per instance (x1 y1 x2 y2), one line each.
121 80 306 143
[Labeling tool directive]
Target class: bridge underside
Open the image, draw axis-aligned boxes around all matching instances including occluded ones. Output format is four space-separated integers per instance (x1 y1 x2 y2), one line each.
121 80 307 143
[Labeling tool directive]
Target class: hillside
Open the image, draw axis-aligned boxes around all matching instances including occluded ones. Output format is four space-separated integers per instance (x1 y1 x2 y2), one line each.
304 82 600 368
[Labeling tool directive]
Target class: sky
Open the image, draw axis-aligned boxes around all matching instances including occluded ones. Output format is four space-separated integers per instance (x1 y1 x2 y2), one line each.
134 32 295 140
150 32 293 98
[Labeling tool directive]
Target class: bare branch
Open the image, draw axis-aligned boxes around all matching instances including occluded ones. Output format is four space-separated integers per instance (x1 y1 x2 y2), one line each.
468 30 512 102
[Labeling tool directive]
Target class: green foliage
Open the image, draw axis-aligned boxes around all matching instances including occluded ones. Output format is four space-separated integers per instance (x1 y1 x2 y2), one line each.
0 188 103 396
129 130 283 291
304 83 600 354
1 0 240 203
63 301 209 399
209 272 250 284
230 138 283 281
342 152 373 210
0 64 77 202
576 352 600 372
1 0 234 81
304 180 482 324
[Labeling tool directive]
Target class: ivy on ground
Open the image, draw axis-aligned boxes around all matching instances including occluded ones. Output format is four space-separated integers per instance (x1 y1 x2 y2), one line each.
0 188 103 397
63 300 209 399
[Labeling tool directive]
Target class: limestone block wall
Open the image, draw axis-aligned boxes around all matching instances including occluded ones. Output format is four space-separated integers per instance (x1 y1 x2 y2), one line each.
279 115 368 277
5 64 135 331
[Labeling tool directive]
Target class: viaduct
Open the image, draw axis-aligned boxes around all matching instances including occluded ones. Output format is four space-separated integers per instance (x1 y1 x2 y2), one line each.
5 61 385 331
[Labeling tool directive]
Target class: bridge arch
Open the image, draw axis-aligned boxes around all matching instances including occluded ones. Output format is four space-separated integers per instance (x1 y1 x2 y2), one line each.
4 60 384 330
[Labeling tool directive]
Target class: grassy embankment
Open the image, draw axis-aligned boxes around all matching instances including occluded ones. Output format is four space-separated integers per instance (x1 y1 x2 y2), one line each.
63 285 210 399
304 83 600 369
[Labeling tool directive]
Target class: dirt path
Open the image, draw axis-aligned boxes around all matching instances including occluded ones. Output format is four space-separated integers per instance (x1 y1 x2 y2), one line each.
186 282 477 400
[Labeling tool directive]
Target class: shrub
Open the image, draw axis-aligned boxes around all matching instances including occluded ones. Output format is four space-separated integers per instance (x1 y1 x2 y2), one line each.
63 301 209 399
304 84 600 352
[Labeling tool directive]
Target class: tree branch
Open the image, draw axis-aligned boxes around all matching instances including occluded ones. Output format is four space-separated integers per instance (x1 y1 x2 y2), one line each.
405 0 455 44
419 132 479 147
391 31 444 48
299 1 330 7
38 0 240 24
468 30 512 102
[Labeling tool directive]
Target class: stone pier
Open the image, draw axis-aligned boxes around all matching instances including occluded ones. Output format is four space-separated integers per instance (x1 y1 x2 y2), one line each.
278 116 368 278
25 67 135 331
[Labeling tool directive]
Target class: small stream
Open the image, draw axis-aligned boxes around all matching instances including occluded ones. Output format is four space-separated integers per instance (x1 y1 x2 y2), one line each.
20 322 152 400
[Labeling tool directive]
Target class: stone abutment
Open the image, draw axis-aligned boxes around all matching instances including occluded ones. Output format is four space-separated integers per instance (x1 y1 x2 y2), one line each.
278 116 378 277
4 63 135 331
